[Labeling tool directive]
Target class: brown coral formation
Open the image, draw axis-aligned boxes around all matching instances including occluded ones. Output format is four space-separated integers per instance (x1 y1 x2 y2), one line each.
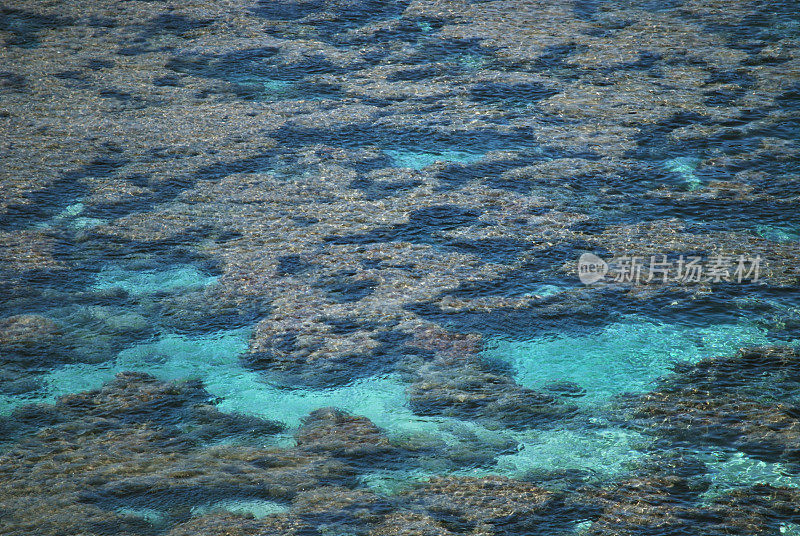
1 0 799 533
620 346 800 466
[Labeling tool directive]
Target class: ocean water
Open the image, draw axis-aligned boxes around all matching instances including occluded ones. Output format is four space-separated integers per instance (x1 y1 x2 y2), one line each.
92 265 219 296
1 0 799 533
386 148 486 170
485 316 771 403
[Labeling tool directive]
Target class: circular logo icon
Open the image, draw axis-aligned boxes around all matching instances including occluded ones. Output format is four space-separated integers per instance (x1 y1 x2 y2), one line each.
578 253 608 285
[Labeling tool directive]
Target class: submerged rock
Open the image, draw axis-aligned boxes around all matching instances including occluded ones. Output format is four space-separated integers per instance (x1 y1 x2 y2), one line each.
407 354 578 430
619 346 800 467
0 313 64 359
571 476 800 536
0 373 339 536
296 407 401 462
402 476 556 535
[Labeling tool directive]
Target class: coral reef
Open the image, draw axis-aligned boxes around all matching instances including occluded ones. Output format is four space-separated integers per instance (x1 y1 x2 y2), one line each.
619 346 800 467
1 0 798 533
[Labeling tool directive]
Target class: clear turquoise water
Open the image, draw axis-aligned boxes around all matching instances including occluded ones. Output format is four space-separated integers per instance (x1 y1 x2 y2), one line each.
485 316 771 403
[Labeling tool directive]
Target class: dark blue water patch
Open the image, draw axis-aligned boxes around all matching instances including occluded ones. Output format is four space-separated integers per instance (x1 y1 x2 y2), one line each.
294 501 399 533
165 47 349 101
743 52 797 67
347 17 447 46
0 156 126 231
289 216 318 228
84 15 115 28
326 205 501 259
701 5 800 55
441 237 531 264
155 290 270 336
408 277 790 343
296 0 411 42
76 174 162 221
482 159 653 202
0 265 131 313
232 77 343 102
703 86 749 107
54 69 90 85
194 153 275 182
469 81 560 107
0 70 26 91
103 237 225 279
350 175 424 200
276 255 316 276
530 43 583 71
94 149 360 221
405 291 623 341
369 327 428 358
54 231 223 283
522 240 603 276
98 88 141 105
316 271 378 303
569 220 609 235
630 111 710 160
273 123 539 154
576 166 659 195
776 82 800 110
359 47 391 66
166 47 277 79
706 89 799 143
611 50 662 73
732 171 800 200
573 0 601 20
153 74 182 87
80 487 294 528
739 288 800 341
85 58 114 70
434 147 597 193
226 48 341 80
8 230 262 338
637 190 800 230
409 204 481 231
323 316 381 335
699 122 794 155
705 69 747 86
0 369 43 396
323 220 438 246
409 37 496 65
250 0 325 20
0 8 74 48
242 331 410 387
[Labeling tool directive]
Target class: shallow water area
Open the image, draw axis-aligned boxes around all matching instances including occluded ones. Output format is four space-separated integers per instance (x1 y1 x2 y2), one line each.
486 316 773 403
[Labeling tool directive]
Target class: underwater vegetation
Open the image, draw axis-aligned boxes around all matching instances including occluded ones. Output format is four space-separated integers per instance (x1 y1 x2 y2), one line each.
1 0 799 533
